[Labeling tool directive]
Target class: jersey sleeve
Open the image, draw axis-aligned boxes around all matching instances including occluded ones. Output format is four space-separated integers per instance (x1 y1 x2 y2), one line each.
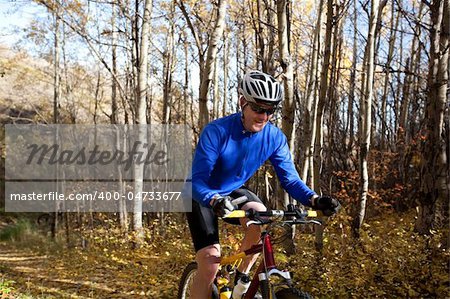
190 124 223 206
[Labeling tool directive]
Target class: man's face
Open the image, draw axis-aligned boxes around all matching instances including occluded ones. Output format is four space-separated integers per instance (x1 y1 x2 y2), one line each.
240 97 277 132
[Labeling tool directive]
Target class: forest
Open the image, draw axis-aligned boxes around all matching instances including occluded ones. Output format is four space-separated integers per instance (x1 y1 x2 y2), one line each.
0 0 449 298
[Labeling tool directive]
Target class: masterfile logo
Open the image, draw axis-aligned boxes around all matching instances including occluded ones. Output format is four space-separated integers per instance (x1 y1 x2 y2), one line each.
5 124 192 212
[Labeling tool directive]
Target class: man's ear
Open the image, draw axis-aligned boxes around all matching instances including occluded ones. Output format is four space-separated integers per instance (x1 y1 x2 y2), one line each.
239 97 246 110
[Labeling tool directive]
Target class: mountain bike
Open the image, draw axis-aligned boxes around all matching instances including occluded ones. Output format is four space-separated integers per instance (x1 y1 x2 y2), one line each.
178 203 322 299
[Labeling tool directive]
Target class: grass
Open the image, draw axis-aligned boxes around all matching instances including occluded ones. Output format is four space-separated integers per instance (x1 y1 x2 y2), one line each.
0 218 31 242
0 278 16 297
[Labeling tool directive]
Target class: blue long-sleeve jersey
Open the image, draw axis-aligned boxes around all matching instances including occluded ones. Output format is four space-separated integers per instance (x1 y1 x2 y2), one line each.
187 113 316 207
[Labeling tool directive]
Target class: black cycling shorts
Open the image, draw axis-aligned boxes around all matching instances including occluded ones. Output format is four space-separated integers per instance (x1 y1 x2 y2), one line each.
186 187 264 252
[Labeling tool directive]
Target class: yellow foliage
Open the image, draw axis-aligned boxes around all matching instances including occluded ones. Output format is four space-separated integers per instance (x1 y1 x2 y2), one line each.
0 209 449 298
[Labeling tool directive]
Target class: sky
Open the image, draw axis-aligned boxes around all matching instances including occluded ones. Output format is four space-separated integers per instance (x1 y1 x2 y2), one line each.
0 0 205 101
0 0 48 47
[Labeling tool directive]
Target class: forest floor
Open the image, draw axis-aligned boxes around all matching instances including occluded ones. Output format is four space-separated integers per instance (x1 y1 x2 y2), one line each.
0 216 194 298
0 209 449 298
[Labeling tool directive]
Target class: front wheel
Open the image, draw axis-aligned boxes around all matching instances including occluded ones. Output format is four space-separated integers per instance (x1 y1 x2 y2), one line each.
177 262 219 299
274 287 313 299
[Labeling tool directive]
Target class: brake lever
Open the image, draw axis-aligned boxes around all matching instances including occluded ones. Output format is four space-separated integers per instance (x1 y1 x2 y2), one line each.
284 219 322 225
289 219 322 225
246 217 271 226
246 220 263 226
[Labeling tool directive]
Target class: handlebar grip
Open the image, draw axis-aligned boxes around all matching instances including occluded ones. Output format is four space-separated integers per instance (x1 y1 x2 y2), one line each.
223 209 322 219
307 210 318 217
309 210 324 217
224 210 246 218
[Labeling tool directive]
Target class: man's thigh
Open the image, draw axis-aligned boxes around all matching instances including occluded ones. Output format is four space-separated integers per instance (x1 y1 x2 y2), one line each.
187 200 220 252
224 187 265 225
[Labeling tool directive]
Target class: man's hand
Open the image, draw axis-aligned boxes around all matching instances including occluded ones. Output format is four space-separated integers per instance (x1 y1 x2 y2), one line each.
312 196 341 216
211 196 235 217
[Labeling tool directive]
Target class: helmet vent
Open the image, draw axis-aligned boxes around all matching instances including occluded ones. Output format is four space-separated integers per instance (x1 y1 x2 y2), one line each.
251 74 267 81
258 81 267 97
250 82 261 96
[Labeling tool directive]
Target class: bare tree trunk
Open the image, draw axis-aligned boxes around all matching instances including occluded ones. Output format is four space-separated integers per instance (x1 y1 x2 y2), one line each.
266 0 276 74
51 5 61 240
162 1 175 125
326 2 344 172
183 29 189 125
380 0 400 151
370 0 388 147
111 2 128 230
397 2 424 184
311 0 334 252
222 30 228 116
277 0 295 208
353 0 380 237
251 0 262 70
133 0 153 244
275 0 297 255
198 0 227 129
213 55 219 119
398 1 424 139
347 0 358 158
313 0 334 192
302 0 325 185
236 23 243 113
416 0 449 235
53 8 60 137
394 19 404 144
252 0 275 73
111 2 118 125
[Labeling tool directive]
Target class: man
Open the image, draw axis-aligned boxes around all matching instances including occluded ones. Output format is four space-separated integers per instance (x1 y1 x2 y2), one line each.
185 70 340 298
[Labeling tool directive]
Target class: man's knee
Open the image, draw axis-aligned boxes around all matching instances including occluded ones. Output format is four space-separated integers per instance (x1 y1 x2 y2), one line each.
241 201 266 212
195 244 221 283
240 202 266 227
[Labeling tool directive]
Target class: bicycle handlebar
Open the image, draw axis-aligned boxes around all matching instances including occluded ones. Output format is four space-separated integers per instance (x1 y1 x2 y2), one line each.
225 196 323 226
225 209 318 219
224 204 323 226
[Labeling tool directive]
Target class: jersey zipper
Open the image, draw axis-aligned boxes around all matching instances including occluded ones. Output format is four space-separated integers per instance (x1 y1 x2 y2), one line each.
238 132 252 178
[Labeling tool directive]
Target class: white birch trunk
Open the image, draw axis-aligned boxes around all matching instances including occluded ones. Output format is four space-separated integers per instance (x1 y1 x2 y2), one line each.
198 0 227 129
354 0 380 236
133 0 153 242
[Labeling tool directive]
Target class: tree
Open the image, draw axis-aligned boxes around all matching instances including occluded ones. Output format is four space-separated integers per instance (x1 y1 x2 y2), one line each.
380 0 401 150
277 0 295 208
132 0 153 243
353 0 383 237
415 0 449 236
51 4 61 240
346 0 358 160
301 0 325 185
197 0 228 129
162 0 175 125
313 0 334 191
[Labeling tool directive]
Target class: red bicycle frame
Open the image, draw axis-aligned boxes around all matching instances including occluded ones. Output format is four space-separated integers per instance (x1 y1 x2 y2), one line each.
240 232 276 299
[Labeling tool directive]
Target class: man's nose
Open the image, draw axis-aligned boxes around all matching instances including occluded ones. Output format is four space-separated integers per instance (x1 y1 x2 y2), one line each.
257 112 269 121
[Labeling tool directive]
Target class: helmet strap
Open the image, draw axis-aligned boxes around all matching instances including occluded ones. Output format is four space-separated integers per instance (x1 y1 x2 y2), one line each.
239 96 248 121
240 103 247 121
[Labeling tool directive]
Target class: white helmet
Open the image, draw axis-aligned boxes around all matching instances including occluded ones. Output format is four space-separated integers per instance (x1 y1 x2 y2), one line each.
238 71 283 105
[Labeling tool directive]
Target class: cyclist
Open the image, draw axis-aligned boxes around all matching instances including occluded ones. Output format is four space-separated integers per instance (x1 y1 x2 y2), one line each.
184 70 340 298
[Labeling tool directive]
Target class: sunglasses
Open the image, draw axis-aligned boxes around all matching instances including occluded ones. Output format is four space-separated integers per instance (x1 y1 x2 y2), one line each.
246 101 278 115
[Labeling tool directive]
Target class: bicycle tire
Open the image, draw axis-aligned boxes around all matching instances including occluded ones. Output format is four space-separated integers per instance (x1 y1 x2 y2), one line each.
177 262 219 299
274 287 313 299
